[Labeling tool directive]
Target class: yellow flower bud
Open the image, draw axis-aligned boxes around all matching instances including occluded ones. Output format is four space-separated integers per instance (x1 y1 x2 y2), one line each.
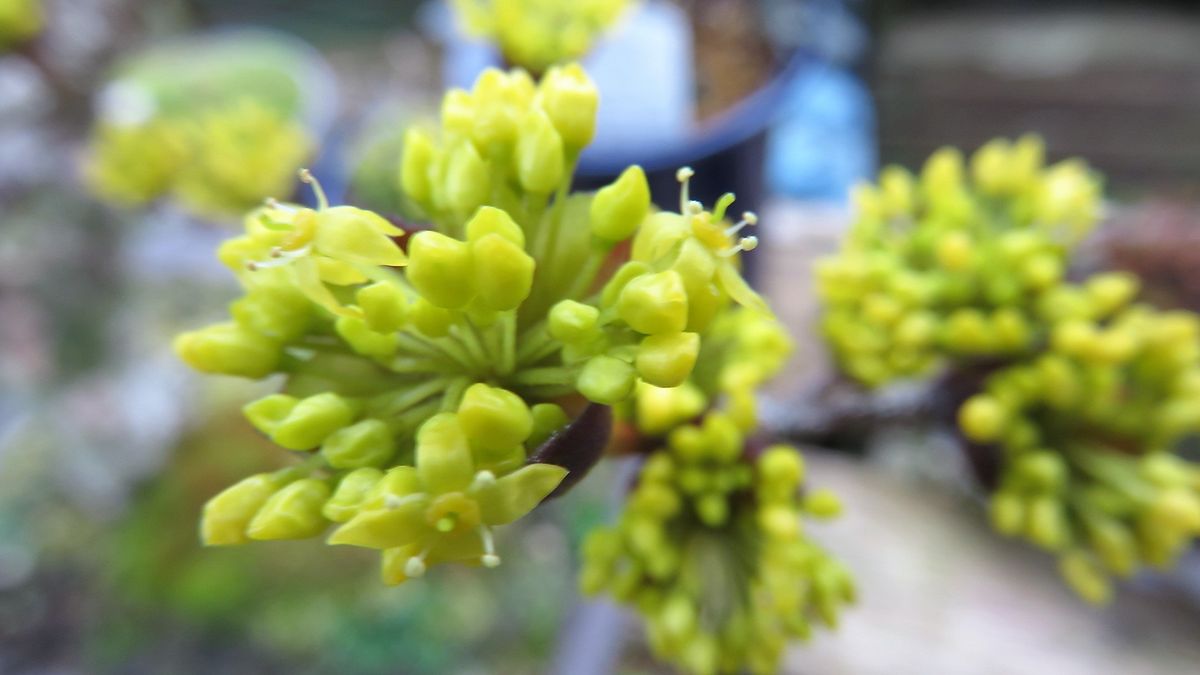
1059 552 1112 605
514 108 564 194
174 322 280 379
601 260 651 308
356 281 408 333
458 383 534 453
635 332 700 388
409 297 454 337
415 413 474 493
444 140 490 215
243 394 298 435
549 300 601 344
323 468 384 522
578 355 636 404
247 478 331 540
759 445 805 487
539 63 598 150
406 230 475 308
230 285 312 342
590 165 650 242
201 473 280 545
466 205 525 247
322 419 395 469
335 316 398 358
528 403 570 448
618 270 689 335
959 395 1008 443
989 491 1025 536
271 392 358 451
400 128 437 206
440 88 475 137
470 233 535 311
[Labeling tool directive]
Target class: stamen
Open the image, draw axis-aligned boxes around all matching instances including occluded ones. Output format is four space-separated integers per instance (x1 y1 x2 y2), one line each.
725 212 759 237
719 236 759 257
676 166 695 213
470 470 497 491
405 548 430 578
298 168 329 211
245 244 312 271
685 200 704 215
479 525 501 568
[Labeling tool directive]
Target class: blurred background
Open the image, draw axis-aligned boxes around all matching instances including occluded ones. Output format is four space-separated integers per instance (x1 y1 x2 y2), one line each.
2 0 1199 673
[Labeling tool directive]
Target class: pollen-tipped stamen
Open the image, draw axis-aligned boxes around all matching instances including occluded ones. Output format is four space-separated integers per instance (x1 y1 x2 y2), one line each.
405 547 430 578
725 211 759 237
719 236 759 257
676 166 695 213
479 525 501 568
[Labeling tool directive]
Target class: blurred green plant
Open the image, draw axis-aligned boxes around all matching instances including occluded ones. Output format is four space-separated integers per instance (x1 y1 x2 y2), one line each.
818 137 1200 603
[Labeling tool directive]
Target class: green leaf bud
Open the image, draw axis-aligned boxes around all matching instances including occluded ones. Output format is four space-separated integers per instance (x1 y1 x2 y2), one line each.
323 468 384 522
315 206 407 267
618 270 689 335
578 355 636 404
409 297 454 337
959 395 1008 443
539 63 599 150
247 478 331 540
400 128 437 206
201 473 280 545
322 419 395 469
590 165 650 242
465 205 525 247
514 108 564 194
528 403 570 448
356 281 408 333
635 332 700 388
444 140 490 215
415 413 474 493
470 233 535 311
271 392 358 450
407 230 475 308
457 383 534 453
335 316 398 358
174 322 280 379
549 300 601 344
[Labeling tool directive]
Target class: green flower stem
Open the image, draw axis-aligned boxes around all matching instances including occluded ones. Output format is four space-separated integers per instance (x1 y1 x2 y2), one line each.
396 332 470 371
449 324 490 371
512 366 576 387
499 311 517 375
369 376 455 418
1065 444 1156 504
386 356 451 376
389 399 443 439
565 247 607 300
516 323 559 366
273 453 329 482
440 377 471 412
534 158 579 268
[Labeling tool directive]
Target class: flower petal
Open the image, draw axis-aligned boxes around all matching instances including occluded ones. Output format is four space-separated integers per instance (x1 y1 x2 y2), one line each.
472 463 568 526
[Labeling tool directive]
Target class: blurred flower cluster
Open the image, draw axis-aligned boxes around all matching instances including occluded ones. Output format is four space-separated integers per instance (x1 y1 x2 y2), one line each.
451 0 632 73
819 137 1200 603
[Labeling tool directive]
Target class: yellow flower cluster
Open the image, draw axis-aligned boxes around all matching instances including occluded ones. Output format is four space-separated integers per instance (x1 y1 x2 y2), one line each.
581 414 853 674
451 0 632 73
